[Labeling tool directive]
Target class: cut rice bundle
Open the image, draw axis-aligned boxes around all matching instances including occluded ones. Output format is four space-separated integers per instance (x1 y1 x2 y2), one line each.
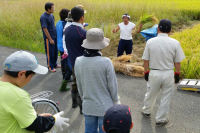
112 55 144 77
137 14 159 30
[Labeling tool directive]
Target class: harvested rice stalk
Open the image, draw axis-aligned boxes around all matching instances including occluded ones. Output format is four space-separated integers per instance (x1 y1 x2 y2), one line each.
137 14 159 30
112 60 144 77
113 55 132 62
112 55 144 77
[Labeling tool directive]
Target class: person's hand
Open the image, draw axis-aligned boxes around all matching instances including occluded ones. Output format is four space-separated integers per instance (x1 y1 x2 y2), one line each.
174 72 180 84
62 52 68 60
53 111 70 131
50 39 55 45
83 23 89 27
114 96 121 104
144 71 150 81
115 100 121 104
39 113 52 117
112 29 116 33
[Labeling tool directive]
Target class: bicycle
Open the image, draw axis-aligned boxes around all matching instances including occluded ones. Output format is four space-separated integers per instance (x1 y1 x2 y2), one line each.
31 91 60 133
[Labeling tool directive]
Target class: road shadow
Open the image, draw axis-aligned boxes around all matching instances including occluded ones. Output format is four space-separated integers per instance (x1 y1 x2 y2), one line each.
155 126 168 133
141 116 168 133
177 89 200 97
141 116 153 133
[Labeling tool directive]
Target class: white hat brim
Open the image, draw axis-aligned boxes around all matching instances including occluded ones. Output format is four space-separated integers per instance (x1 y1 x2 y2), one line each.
82 37 110 50
33 64 48 75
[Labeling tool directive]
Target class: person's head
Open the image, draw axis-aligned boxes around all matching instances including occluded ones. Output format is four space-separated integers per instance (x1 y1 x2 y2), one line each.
158 19 172 34
75 4 87 14
2 51 48 88
71 7 84 23
122 13 130 24
45 2 54 13
59 8 70 21
82 28 110 50
103 105 134 133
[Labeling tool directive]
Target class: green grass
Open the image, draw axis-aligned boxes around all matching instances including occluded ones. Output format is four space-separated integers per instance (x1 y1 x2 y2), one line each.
0 0 200 78
172 24 200 79
1 0 200 53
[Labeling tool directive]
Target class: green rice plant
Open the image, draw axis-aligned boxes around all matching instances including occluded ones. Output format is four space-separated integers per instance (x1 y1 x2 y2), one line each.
138 14 158 25
136 14 159 30
0 0 200 59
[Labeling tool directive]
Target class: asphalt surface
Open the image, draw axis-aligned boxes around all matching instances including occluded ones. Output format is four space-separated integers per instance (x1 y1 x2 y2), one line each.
0 46 200 133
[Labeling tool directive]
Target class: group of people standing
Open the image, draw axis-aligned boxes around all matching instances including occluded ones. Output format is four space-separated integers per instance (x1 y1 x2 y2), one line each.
39 1 186 132
0 1 186 133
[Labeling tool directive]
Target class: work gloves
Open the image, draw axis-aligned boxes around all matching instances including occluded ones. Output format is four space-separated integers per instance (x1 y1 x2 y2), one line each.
144 71 150 81
174 72 180 84
53 111 70 131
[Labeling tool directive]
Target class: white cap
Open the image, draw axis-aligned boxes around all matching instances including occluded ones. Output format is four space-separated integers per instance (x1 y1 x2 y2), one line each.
3 51 48 75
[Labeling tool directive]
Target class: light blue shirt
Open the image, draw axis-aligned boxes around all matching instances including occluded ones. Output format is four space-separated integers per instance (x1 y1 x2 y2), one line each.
56 20 66 52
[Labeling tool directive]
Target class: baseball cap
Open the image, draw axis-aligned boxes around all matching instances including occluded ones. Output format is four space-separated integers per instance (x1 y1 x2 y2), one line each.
3 51 48 75
158 19 172 33
103 105 132 133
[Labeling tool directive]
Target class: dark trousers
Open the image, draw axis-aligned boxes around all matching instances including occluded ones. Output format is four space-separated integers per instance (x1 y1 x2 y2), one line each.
71 68 82 113
117 39 133 57
44 38 58 70
60 51 72 81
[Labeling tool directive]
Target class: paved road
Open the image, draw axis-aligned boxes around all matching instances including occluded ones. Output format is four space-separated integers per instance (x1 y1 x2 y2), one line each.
0 46 200 133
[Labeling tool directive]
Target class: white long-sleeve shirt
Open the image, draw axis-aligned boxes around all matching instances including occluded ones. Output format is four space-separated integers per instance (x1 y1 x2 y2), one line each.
62 22 72 53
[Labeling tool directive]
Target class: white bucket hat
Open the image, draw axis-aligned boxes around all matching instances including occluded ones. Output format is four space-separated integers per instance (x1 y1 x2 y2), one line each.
82 28 110 50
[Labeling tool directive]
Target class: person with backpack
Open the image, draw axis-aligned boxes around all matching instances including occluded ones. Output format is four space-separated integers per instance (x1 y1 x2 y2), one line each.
56 8 72 91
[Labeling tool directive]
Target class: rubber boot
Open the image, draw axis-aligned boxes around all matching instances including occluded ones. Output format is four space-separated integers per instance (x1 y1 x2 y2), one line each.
59 80 70 92
77 95 83 115
71 84 78 108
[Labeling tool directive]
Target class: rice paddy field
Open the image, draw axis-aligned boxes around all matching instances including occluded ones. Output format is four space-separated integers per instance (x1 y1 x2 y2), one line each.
0 0 200 78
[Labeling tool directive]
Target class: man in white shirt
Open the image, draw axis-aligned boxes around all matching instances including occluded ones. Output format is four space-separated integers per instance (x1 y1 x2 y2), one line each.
141 19 185 126
113 14 136 57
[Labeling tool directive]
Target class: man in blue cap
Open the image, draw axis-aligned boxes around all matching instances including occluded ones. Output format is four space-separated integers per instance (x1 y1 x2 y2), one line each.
103 105 134 133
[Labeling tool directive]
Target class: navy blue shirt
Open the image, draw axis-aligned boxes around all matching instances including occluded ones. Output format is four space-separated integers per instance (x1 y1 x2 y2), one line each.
64 23 86 67
40 12 57 40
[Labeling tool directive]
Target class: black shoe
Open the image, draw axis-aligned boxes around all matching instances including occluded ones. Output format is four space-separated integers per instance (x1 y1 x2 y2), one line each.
141 112 151 118
80 109 83 115
72 103 78 108
156 121 169 127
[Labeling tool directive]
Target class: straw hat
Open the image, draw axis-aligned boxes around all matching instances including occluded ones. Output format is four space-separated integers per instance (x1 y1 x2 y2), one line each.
82 28 110 50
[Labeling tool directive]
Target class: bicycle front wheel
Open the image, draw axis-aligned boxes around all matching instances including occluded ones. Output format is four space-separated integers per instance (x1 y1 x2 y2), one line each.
32 99 60 133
